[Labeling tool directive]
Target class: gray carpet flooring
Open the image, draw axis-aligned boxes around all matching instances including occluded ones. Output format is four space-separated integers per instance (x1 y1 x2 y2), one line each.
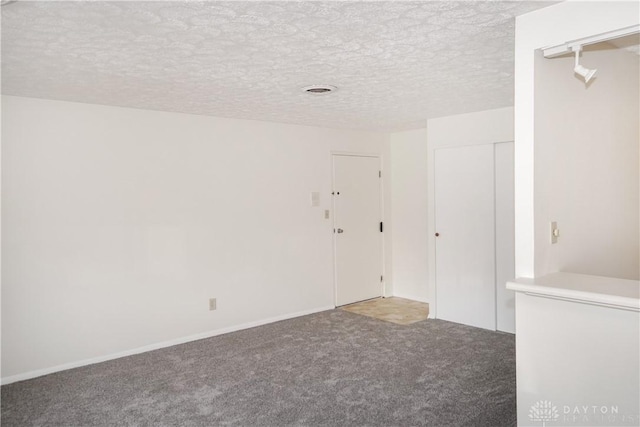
1 310 516 426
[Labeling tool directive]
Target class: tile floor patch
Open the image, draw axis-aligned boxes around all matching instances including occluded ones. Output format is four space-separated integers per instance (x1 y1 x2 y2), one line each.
341 297 429 325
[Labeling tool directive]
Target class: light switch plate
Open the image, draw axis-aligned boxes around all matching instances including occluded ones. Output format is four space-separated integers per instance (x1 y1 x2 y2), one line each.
310 192 320 207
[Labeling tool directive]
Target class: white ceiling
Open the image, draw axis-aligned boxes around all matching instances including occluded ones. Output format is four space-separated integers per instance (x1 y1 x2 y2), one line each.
1 1 557 132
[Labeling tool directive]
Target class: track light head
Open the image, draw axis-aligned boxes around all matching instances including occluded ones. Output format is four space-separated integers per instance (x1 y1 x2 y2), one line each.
572 45 597 84
574 64 598 83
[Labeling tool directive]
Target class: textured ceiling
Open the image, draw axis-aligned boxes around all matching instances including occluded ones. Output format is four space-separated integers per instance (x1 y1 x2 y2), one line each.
1 1 556 132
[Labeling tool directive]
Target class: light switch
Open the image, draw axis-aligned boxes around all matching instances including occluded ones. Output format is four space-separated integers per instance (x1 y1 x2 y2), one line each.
310 192 320 207
551 221 559 244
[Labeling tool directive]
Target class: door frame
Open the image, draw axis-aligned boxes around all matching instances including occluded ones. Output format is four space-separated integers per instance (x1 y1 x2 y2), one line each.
331 151 385 307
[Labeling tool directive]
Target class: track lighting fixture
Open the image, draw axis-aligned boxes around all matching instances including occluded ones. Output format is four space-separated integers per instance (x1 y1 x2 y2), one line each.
572 46 597 83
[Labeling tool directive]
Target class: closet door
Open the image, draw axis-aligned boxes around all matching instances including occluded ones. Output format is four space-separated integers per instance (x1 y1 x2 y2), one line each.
434 144 496 330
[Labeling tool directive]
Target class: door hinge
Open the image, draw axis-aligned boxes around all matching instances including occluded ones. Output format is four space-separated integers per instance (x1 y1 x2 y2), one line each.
379 222 383 232
380 275 383 282
379 170 382 178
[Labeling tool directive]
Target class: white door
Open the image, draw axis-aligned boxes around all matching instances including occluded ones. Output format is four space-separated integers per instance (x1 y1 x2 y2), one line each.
435 144 496 330
333 155 383 306
495 142 516 333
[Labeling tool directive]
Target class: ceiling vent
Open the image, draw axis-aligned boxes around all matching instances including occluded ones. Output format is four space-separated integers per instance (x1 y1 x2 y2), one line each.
302 85 338 94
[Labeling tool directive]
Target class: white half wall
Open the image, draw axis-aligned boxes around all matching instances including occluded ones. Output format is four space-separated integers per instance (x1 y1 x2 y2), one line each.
514 0 640 278
1 95 388 381
534 43 639 280
389 128 428 302
426 107 514 318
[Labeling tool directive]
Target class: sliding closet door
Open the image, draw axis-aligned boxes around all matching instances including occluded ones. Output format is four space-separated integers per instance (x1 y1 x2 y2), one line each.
434 144 496 330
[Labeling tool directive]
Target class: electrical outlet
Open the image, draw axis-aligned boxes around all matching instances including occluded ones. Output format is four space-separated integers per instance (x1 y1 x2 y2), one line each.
209 298 217 311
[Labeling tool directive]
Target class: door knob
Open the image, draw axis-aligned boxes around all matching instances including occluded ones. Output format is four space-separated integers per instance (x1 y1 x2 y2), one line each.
337 228 344 233
435 232 440 237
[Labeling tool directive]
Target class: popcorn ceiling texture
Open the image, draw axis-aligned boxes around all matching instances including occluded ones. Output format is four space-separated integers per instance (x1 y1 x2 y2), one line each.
1 1 554 131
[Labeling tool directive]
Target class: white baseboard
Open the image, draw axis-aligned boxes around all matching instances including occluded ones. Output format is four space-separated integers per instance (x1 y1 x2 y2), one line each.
391 292 430 304
1 305 335 385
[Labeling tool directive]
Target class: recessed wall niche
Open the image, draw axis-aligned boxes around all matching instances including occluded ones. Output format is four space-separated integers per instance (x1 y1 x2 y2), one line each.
533 34 640 280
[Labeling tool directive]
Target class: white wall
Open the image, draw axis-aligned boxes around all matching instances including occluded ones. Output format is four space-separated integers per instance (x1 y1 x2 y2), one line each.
426 107 514 317
534 44 639 280
389 128 428 302
1 95 388 382
514 0 640 278
514 4 640 425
